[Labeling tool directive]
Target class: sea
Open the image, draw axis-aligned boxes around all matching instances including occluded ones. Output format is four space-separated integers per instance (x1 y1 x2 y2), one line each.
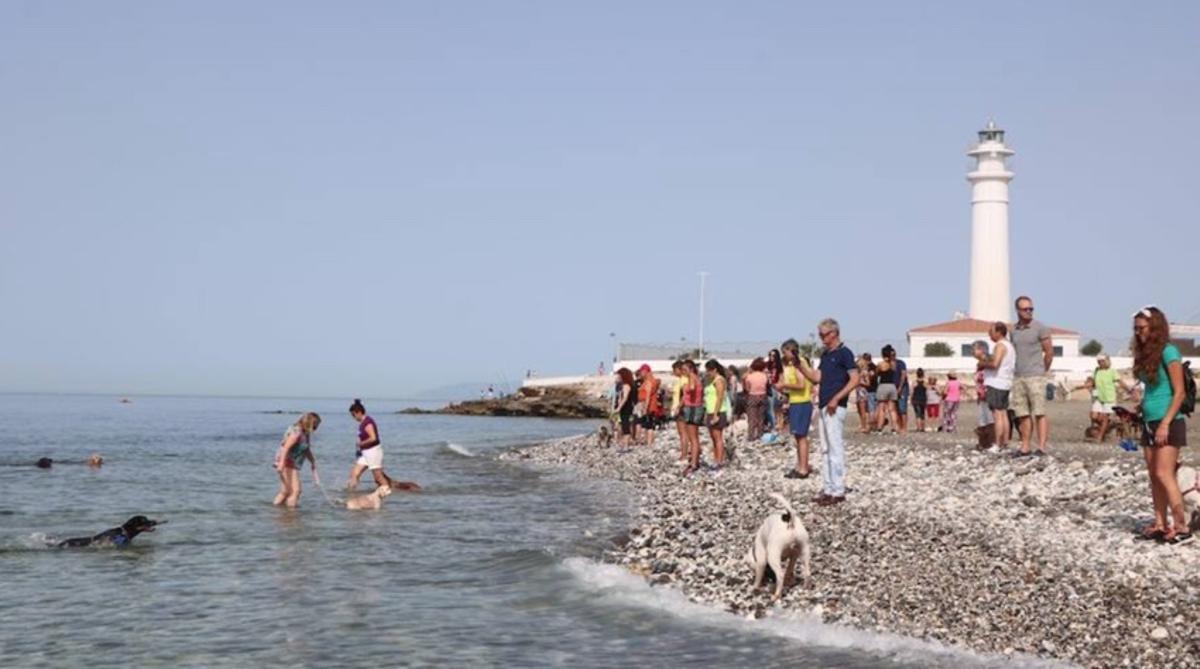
0 394 1052 668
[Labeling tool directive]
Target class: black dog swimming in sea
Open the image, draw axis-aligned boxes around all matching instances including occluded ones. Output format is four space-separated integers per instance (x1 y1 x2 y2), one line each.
57 516 165 548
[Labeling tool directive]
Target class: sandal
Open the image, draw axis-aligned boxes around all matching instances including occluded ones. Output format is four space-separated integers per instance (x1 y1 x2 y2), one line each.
784 469 810 480
1164 531 1194 546
1135 527 1166 542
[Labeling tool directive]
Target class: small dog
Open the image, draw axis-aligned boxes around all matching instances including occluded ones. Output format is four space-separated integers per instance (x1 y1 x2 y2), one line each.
1177 465 1200 531
58 516 164 548
1111 406 1144 443
597 425 613 448
345 485 393 510
744 493 812 600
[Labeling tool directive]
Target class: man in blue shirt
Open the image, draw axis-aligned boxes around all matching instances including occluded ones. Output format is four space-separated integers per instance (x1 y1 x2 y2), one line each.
797 317 859 506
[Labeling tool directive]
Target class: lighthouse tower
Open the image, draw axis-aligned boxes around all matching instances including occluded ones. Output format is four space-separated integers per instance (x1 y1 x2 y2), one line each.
967 120 1014 323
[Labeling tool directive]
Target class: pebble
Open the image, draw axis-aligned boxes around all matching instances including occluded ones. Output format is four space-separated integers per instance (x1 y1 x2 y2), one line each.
500 419 1200 669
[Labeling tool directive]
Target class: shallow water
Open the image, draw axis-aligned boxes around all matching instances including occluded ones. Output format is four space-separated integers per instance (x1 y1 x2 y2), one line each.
0 395 1051 668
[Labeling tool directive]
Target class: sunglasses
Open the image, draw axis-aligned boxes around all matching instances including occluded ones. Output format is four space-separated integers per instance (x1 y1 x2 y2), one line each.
1131 304 1157 319
818 330 835 339
1017 306 1034 312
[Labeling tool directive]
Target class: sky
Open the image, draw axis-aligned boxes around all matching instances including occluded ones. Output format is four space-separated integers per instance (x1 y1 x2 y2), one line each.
1 1 1197 398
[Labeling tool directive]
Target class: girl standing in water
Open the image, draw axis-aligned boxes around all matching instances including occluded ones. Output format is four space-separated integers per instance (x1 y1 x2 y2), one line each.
273 412 321 507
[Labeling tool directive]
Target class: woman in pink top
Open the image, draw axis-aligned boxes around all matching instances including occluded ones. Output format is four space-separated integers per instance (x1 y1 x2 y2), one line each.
941 373 962 432
743 357 769 442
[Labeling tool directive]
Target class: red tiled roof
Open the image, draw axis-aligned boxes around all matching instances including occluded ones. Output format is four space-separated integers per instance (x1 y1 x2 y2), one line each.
907 318 1079 336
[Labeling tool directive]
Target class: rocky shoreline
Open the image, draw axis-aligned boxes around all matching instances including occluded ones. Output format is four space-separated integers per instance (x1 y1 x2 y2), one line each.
399 385 607 419
500 410 1200 668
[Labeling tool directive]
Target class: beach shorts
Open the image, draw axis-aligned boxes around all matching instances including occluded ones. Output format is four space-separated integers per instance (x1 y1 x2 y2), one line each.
356 445 384 470
787 403 813 438
639 414 659 430
856 388 868 404
1142 418 1187 448
1090 400 1114 415
912 402 927 419
985 387 1010 412
866 392 878 413
926 404 940 419
876 384 898 402
681 406 705 426
1010 377 1046 418
707 413 729 430
898 389 909 416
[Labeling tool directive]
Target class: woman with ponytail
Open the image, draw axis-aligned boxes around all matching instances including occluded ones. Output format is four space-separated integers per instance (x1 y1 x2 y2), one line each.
347 399 421 492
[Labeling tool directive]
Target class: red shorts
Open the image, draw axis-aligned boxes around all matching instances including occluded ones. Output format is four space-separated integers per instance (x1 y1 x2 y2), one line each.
926 405 941 418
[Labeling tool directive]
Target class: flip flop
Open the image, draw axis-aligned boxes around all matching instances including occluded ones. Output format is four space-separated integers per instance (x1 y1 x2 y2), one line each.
1164 531 1194 546
1135 527 1166 542
784 469 810 479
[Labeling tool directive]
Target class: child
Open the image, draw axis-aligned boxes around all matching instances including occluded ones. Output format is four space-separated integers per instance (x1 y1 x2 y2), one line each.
911 368 928 433
926 375 941 428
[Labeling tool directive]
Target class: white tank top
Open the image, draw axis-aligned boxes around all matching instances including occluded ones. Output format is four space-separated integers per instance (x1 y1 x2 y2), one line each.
985 340 1015 390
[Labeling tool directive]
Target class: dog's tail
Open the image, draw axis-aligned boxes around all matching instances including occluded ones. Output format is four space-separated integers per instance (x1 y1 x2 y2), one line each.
770 492 797 526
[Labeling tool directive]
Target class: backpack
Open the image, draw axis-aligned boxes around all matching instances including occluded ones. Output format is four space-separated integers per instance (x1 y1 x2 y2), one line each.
1182 360 1197 417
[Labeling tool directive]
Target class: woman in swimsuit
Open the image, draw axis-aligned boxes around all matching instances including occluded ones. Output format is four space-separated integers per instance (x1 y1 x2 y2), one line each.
273 412 321 507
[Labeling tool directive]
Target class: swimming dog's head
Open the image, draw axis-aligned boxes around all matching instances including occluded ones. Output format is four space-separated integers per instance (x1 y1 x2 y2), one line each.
122 516 163 537
374 485 393 499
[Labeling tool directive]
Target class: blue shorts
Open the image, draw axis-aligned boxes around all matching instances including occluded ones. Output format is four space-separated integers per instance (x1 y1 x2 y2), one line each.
788 403 813 438
898 390 909 416
866 392 878 414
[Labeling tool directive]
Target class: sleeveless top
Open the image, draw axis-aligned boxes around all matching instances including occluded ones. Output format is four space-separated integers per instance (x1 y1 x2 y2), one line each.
682 374 704 407
281 425 309 464
703 378 733 417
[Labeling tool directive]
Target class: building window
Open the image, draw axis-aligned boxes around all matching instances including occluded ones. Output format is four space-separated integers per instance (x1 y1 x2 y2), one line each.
961 344 974 357
1053 346 1063 358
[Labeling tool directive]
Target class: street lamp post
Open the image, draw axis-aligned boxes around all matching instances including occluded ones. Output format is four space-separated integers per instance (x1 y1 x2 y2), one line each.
697 271 709 358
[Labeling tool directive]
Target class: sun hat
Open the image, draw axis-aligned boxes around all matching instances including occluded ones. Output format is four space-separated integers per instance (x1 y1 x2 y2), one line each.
638 364 652 373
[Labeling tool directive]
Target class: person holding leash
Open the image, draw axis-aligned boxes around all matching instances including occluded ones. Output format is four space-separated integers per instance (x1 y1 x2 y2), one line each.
273 412 321 507
347 399 420 492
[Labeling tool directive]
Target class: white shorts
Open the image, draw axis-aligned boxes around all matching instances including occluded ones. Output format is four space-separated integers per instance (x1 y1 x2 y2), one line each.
1091 401 1113 415
356 446 384 470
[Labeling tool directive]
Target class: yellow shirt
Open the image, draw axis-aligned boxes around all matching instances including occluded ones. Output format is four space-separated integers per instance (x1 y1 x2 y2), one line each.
783 365 812 404
670 377 686 414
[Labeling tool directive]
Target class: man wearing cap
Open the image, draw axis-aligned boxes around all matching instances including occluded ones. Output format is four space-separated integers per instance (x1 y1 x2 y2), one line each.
1091 354 1118 442
1010 296 1054 456
636 364 663 446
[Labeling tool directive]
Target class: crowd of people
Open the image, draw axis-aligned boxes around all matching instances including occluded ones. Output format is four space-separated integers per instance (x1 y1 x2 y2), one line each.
607 298 1194 541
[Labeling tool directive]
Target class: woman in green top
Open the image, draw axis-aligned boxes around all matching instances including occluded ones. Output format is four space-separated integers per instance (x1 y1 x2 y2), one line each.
1090 354 1119 442
1132 306 1191 545
703 359 733 471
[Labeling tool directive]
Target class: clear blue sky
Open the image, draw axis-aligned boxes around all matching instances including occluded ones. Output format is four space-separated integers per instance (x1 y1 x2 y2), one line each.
2 1 1197 397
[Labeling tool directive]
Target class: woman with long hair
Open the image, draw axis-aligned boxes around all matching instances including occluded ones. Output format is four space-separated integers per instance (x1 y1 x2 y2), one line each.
614 367 637 448
855 356 872 433
703 359 732 470
680 360 705 474
778 340 814 479
273 412 321 507
1131 306 1192 544
873 346 900 433
669 361 689 460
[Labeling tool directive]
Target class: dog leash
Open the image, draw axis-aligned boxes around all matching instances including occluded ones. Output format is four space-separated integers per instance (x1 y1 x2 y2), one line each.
312 475 344 509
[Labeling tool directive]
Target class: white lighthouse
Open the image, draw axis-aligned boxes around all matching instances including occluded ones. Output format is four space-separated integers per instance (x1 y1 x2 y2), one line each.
967 120 1014 323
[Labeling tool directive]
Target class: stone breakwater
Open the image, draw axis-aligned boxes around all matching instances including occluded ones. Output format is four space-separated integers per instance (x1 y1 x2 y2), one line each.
501 421 1200 668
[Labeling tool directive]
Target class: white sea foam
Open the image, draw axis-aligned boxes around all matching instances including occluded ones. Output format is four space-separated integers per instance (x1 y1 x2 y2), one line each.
560 557 1073 669
445 443 475 458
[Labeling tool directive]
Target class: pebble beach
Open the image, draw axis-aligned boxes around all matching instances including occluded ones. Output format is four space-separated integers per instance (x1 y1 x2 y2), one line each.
502 401 1200 668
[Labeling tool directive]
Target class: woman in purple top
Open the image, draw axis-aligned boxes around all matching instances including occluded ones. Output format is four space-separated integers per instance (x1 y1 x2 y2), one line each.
346 399 421 492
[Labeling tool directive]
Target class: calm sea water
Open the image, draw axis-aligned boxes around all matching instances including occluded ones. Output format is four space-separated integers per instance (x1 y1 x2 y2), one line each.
0 395 1039 668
